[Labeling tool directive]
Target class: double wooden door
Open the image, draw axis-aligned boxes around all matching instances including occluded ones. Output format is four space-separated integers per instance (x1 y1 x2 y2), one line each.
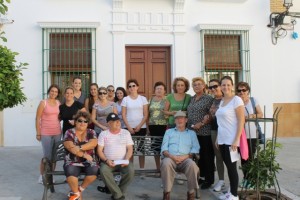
126 46 171 100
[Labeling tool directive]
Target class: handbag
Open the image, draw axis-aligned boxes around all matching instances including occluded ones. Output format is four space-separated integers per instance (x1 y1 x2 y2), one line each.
240 128 249 160
250 97 265 144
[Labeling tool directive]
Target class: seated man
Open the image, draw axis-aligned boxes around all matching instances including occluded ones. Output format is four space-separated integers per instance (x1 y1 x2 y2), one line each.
98 113 134 200
161 111 200 200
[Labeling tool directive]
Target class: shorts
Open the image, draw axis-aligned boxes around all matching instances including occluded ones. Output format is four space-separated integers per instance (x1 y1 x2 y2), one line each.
41 134 62 160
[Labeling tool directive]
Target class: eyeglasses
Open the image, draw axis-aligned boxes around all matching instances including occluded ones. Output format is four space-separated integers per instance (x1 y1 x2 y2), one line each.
208 85 219 90
237 89 248 93
128 85 136 88
77 119 88 123
108 89 114 92
99 92 107 95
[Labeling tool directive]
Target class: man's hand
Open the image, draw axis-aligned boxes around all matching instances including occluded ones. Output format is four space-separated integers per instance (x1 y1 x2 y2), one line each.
106 160 116 168
171 155 188 164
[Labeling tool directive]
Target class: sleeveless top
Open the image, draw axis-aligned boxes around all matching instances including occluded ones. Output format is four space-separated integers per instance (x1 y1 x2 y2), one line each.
41 100 61 135
149 97 168 125
93 101 116 133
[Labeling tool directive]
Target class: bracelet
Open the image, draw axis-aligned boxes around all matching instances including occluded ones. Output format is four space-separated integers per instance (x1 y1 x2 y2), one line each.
104 159 108 163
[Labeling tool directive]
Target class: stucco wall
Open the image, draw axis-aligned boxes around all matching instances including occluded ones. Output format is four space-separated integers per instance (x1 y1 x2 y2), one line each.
2 0 300 146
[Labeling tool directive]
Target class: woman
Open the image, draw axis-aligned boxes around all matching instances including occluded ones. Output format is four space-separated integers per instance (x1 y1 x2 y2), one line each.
84 83 99 129
114 87 127 128
187 77 214 190
207 79 225 192
164 77 191 128
60 87 85 136
216 76 245 200
107 85 115 102
236 81 263 187
72 76 86 104
148 81 168 171
122 79 148 168
63 111 98 200
91 87 117 136
36 84 61 184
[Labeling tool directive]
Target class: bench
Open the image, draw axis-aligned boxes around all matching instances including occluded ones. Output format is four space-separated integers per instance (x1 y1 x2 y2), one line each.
42 136 200 200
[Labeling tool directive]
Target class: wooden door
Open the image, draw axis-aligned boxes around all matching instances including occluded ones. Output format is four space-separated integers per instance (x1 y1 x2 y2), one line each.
126 46 171 100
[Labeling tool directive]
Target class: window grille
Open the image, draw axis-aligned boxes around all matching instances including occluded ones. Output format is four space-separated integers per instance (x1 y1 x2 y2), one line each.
200 29 250 85
42 28 97 99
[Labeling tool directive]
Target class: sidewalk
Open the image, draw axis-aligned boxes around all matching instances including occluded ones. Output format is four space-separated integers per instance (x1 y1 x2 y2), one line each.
0 138 299 200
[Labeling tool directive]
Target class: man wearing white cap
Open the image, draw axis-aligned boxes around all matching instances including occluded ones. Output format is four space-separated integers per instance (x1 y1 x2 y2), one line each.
98 113 134 200
160 111 200 200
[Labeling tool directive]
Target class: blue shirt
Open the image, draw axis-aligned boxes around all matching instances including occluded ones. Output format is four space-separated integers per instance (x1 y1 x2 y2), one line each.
161 128 200 156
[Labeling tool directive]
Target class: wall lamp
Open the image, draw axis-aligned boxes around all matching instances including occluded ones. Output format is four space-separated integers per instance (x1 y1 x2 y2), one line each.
267 0 300 45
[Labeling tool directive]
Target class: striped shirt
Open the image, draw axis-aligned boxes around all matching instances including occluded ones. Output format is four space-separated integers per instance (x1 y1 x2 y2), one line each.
98 129 134 160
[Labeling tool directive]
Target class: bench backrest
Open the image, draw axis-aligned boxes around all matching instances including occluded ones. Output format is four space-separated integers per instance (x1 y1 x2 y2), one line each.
49 136 164 163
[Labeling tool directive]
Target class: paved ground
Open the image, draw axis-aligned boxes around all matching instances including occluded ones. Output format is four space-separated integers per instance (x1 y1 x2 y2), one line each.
0 138 299 200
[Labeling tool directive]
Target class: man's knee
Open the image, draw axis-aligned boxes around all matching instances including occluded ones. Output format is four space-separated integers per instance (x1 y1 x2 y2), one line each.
161 158 173 169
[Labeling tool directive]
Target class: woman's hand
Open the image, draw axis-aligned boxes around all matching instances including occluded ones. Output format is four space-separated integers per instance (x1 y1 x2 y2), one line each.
231 140 239 151
36 134 41 142
134 125 141 133
84 153 93 162
68 120 75 126
128 127 135 134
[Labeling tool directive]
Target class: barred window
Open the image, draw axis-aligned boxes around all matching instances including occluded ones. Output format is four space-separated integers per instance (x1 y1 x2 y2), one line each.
42 28 97 99
200 29 250 85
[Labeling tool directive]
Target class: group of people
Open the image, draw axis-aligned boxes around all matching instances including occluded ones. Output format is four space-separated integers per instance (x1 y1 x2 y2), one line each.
35 75 263 200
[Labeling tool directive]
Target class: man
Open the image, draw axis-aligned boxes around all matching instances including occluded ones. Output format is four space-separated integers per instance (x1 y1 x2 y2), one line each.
161 111 200 200
98 113 134 200
107 85 115 102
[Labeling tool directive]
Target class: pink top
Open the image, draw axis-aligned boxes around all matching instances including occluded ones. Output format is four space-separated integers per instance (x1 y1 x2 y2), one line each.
41 100 61 135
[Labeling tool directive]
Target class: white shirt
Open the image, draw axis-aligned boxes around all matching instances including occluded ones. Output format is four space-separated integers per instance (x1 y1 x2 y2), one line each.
98 129 134 160
244 97 260 139
216 96 244 145
121 95 148 128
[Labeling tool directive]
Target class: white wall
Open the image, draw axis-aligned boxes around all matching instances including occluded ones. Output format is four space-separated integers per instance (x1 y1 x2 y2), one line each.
2 0 300 146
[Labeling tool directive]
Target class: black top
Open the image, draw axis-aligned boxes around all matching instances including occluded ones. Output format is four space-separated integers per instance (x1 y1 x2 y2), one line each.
59 101 84 135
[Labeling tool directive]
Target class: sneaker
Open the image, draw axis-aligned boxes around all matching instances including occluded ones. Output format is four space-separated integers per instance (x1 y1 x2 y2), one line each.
219 192 231 200
38 175 43 184
213 180 225 192
228 194 239 200
176 173 184 185
68 192 80 200
114 175 122 184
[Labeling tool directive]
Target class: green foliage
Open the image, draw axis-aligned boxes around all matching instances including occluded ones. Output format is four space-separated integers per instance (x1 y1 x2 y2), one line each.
0 45 28 111
243 140 282 191
0 0 10 15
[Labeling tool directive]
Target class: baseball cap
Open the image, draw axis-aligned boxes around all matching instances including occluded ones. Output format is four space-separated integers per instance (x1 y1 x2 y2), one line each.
106 113 120 122
174 110 187 118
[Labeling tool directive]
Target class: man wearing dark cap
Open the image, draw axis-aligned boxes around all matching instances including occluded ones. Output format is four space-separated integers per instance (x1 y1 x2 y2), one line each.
97 113 134 200
160 111 200 200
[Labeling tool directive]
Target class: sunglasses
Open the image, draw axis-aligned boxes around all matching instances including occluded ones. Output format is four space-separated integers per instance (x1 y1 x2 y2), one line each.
208 85 219 90
128 85 136 88
77 119 88 123
99 92 107 95
237 89 248 93
108 89 114 92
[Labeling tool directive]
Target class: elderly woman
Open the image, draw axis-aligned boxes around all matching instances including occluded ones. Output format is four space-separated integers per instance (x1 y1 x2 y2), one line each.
148 81 168 171
187 77 214 190
236 81 263 187
216 76 245 200
63 111 99 200
164 77 191 128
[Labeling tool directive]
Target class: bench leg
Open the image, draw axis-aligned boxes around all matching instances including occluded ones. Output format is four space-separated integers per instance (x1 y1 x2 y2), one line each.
42 184 48 200
195 188 200 199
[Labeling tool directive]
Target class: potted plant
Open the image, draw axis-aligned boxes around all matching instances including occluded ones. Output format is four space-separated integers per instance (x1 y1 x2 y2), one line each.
240 140 283 200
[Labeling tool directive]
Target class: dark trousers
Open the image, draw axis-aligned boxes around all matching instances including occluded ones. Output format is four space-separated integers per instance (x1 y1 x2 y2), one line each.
241 138 257 178
219 144 239 197
197 135 215 184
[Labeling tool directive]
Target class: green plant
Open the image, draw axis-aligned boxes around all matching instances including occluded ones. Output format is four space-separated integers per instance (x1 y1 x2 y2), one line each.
0 0 10 15
0 44 28 111
243 140 282 191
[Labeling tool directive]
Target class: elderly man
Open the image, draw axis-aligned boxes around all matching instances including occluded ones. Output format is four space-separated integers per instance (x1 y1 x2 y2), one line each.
98 113 134 200
161 111 200 200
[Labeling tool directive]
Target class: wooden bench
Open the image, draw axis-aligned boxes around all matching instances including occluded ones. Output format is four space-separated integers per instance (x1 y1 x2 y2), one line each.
42 136 200 200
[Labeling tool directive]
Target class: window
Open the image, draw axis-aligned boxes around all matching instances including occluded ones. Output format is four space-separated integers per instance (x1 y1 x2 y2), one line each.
42 28 97 99
200 28 250 85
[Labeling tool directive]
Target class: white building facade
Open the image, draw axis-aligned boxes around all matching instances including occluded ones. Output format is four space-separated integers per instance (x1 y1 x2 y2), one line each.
1 0 300 146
